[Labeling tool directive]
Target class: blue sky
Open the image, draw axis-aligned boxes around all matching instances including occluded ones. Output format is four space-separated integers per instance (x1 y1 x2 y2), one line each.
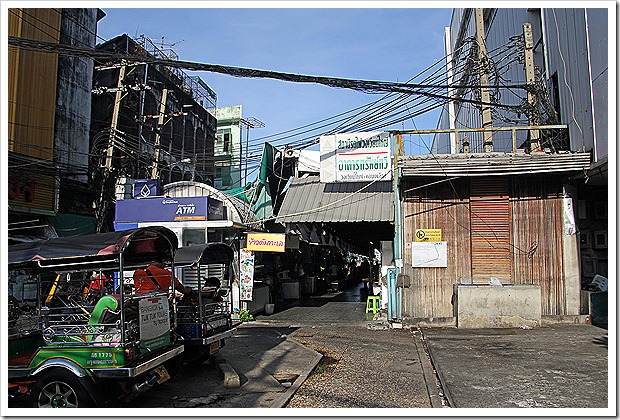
96 5 454 156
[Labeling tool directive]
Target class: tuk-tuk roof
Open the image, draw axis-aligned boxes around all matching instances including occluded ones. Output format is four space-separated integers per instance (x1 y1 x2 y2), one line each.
8 226 178 270
174 243 234 268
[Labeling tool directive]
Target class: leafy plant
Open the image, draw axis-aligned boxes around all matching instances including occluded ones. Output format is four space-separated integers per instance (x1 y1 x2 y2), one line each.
239 309 254 322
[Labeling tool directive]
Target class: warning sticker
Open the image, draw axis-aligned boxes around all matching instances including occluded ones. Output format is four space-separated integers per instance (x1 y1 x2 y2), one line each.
415 229 442 242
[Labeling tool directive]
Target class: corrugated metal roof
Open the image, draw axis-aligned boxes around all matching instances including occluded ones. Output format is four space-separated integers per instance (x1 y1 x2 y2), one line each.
276 175 394 223
400 152 592 177
163 181 259 225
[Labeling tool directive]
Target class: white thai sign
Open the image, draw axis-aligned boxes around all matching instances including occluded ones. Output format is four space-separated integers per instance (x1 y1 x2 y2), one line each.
320 131 392 182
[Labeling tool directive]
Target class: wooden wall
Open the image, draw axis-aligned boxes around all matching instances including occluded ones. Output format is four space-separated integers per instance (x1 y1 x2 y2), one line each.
511 176 565 315
401 177 471 319
400 175 567 319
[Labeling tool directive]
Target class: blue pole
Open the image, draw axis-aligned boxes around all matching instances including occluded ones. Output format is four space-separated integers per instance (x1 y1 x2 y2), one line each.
390 133 403 322
387 267 396 320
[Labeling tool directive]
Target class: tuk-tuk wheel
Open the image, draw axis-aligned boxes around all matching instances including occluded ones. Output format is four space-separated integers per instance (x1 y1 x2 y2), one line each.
31 369 94 408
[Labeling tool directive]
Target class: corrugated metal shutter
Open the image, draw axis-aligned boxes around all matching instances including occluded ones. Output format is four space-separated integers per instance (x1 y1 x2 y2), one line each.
470 177 512 284
8 9 60 160
181 264 226 289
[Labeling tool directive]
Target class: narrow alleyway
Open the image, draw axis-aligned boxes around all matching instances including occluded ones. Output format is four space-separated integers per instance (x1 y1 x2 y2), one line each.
260 281 371 325
254 282 443 409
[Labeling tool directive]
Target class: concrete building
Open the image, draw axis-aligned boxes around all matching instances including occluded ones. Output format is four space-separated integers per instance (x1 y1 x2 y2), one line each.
90 34 219 231
8 8 104 242
209 105 243 190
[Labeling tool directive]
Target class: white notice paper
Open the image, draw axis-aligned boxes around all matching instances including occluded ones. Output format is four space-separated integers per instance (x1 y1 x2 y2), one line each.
411 242 448 268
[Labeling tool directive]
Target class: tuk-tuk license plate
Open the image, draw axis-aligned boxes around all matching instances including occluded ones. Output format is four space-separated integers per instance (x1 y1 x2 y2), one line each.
151 365 170 384
209 341 219 355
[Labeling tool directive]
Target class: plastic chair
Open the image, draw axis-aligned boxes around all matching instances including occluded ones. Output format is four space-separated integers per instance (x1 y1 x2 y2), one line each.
366 295 381 314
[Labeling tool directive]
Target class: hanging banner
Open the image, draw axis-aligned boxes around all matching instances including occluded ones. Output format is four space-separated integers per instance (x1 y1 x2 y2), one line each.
239 248 255 301
246 232 286 252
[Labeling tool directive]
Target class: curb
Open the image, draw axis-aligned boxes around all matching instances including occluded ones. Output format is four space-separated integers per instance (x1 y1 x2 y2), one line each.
414 331 446 408
213 353 241 389
419 329 456 408
270 338 323 408
219 362 241 388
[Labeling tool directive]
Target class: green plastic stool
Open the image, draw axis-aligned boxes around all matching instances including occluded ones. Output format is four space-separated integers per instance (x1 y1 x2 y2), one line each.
366 295 381 314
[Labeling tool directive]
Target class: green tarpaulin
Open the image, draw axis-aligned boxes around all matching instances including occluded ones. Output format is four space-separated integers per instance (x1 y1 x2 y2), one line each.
247 142 277 221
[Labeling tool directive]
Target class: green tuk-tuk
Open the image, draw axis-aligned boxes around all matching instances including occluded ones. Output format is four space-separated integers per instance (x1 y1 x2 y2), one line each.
8 227 184 407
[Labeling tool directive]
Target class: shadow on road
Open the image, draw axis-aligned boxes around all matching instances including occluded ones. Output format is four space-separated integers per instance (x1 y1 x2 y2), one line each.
592 334 608 349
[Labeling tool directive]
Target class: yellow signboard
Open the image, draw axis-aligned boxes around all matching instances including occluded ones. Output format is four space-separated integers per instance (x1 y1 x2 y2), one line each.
415 229 442 242
246 232 286 252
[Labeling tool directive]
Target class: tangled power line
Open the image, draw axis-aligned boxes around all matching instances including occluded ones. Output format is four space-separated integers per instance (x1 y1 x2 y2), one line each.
9 21 564 250
9 26 561 181
8 35 527 108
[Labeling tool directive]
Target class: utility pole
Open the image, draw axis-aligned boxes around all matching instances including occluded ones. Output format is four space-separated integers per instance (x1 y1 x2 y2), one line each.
523 22 541 152
137 63 149 155
390 132 403 322
244 124 249 189
96 62 126 233
475 8 494 153
150 88 168 179
240 116 265 188
445 26 458 154
105 62 126 170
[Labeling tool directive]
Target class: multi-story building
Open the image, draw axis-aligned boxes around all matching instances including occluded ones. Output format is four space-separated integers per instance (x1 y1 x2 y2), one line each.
90 34 219 231
8 8 104 242
209 105 243 190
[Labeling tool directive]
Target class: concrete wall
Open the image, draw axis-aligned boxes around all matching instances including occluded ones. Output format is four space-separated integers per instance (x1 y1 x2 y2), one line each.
455 285 542 328
562 187 581 315
56 9 99 184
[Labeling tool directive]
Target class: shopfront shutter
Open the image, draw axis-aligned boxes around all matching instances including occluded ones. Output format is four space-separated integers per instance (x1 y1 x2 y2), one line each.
470 177 512 284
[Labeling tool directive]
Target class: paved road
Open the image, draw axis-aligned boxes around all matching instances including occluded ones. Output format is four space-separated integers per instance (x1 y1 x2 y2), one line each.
130 323 322 409
261 283 442 409
124 282 440 411
9 281 610 413
422 324 609 409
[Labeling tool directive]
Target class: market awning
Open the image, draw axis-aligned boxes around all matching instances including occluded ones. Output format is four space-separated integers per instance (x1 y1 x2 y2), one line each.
273 175 394 255
163 180 260 227
275 175 394 223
